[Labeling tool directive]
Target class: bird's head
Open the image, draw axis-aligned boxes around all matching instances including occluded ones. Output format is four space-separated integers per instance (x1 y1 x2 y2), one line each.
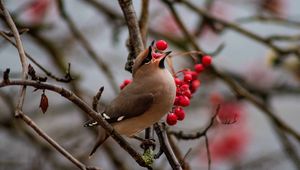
132 41 172 77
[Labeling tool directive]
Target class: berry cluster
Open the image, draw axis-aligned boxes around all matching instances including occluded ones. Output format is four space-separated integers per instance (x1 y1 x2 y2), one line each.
166 55 212 126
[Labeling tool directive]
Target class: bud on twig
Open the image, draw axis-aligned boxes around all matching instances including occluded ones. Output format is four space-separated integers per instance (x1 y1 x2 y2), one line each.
3 68 10 83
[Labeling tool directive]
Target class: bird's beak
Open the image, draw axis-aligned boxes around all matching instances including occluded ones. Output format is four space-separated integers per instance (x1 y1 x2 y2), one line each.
158 51 172 68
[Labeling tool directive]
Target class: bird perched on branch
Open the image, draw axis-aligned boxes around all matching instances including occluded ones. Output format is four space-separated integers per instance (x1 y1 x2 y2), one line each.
85 41 176 156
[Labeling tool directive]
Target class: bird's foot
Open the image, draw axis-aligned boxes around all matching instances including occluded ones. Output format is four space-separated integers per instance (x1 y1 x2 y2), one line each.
132 135 156 150
140 138 156 150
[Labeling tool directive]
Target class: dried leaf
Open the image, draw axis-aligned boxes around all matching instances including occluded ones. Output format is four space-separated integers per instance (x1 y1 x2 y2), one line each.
39 92 48 113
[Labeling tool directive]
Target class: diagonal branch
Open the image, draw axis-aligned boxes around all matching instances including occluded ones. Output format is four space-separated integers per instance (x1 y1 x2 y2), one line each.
177 0 300 59
161 0 300 143
0 0 28 116
0 31 73 82
169 105 220 140
57 0 119 94
154 123 182 170
18 111 100 170
0 79 150 169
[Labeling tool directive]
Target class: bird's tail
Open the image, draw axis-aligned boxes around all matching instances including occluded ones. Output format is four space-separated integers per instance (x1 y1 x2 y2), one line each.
89 127 109 157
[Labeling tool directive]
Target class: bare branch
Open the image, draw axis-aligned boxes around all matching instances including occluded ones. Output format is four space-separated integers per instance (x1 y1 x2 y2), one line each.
57 0 119 94
0 79 150 169
169 105 220 140
204 135 211 170
177 0 300 59
154 123 182 170
17 111 95 170
161 0 204 53
0 0 28 116
237 15 300 28
161 0 300 143
0 31 74 82
118 0 144 72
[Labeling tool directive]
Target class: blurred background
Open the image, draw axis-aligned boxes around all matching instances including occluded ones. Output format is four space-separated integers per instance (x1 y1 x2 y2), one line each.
0 0 300 170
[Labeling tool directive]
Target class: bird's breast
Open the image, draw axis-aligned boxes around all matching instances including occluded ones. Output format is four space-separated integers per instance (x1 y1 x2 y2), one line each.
114 70 176 136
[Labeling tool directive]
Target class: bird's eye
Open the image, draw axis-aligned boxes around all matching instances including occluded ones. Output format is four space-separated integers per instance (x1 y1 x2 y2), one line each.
141 46 153 65
143 57 151 65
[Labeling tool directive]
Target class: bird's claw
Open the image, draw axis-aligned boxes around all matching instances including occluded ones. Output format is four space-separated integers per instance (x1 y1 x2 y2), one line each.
140 138 156 150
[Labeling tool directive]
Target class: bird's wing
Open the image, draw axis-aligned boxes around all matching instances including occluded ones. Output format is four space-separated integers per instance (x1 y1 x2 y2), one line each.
104 93 154 123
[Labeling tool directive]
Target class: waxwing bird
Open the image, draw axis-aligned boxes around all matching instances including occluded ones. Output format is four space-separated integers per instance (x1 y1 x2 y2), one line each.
85 42 176 156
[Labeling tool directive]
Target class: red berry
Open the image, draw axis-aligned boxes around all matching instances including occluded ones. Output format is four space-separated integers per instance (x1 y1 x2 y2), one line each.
190 80 201 93
192 80 201 89
156 40 168 51
194 64 205 73
182 89 192 98
174 78 182 86
190 71 198 80
174 107 185 120
152 52 163 59
120 83 125 90
180 84 189 91
174 96 180 105
179 96 190 107
184 74 192 82
202 55 212 66
123 79 132 85
166 113 178 125
176 88 181 95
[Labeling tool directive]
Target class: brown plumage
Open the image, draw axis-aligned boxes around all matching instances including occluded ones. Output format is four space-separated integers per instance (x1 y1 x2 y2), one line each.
87 43 176 156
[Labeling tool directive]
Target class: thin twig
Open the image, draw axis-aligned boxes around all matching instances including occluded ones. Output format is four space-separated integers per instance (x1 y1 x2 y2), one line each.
204 135 211 170
177 0 300 59
0 0 28 117
154 123 182 170
0 31 73 82
194 0 217 37
17 111 93 170
57 0 119 94
167 133 191 170
237 15 300 28
271 123 300 170
162 0 300 143
0 79 150 169
161 0 203 53
169 105 220 140
266 34 300 42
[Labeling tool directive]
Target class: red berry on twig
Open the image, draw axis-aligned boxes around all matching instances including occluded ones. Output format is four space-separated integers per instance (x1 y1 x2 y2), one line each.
166 113 178 125
174 78 182 86
174 107 185 120
156 40 168 51
182 89 192 98
180 84 189 91
194 64 205 73
179 96 190 107
184 74 193 82
202 55 212 66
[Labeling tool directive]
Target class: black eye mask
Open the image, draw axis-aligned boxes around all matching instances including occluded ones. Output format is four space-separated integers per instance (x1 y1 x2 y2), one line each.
141 45 152 66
